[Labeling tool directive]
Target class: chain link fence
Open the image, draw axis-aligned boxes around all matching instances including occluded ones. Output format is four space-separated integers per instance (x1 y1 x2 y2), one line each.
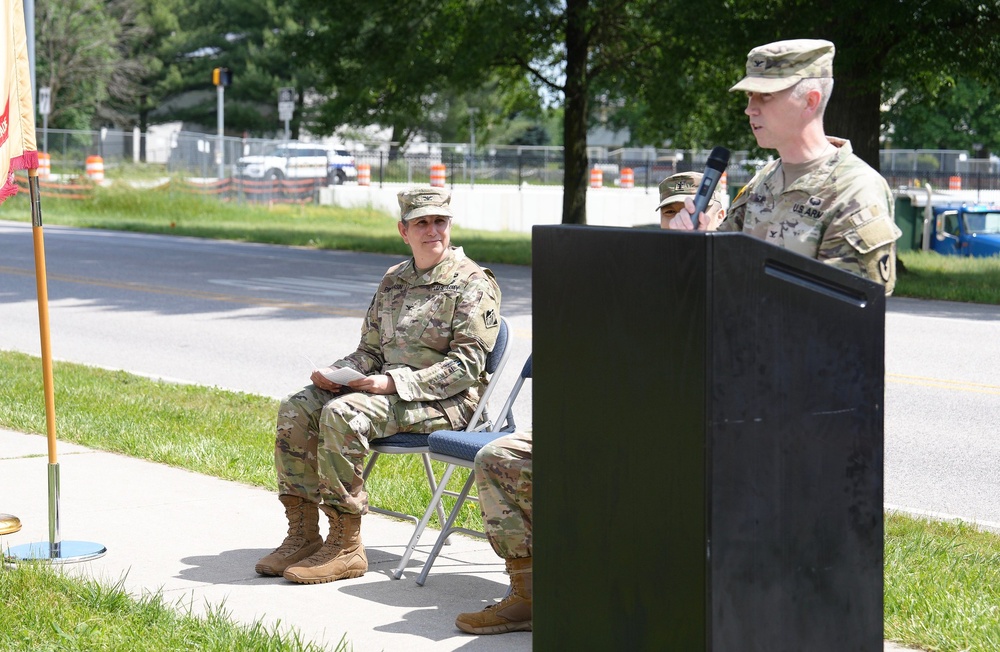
34 127 1000 198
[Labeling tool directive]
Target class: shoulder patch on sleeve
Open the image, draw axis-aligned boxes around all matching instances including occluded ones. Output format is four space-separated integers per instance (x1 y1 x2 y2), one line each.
844 212 903 255
483 308 499 329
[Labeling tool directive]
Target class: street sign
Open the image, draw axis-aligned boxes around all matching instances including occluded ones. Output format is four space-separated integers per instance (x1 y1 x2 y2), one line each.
278 87 295 123
38 86 51 115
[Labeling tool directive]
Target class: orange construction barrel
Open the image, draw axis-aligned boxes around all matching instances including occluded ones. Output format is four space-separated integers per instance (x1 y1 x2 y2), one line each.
619 167 634 189
430 163 446 187
86 155 105 182
37 152 51 180
590 167 603 189
949 175 961 191
358 163 371 186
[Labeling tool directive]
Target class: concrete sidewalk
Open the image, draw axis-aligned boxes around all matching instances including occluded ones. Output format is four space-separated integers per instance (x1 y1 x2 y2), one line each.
0 429 529 652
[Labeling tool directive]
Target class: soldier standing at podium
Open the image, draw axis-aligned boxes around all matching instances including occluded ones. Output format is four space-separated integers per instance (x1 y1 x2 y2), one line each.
670 39 902 295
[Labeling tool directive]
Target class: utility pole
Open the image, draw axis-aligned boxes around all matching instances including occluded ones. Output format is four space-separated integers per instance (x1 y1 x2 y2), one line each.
212 68 232 180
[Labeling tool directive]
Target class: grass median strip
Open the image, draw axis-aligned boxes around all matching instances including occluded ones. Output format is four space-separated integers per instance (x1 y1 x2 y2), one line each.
0 184 533 267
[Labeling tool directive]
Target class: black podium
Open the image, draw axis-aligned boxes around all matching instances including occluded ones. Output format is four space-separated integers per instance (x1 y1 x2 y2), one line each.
533 225 884 651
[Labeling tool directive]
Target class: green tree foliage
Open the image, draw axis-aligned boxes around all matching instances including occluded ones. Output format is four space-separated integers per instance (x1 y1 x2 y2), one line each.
292 0 675 224
884 77 1000 158
710 0 1000 168
32 0 1000 214
35 0 124 129
143 0 322 138
100 0 182 134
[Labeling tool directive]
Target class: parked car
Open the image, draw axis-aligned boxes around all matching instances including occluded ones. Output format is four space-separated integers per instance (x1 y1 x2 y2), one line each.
236 143 357 185
327 148 358 185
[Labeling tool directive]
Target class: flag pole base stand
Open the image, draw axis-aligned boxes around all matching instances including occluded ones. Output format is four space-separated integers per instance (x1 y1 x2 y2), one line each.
5 540 107 564
0 514 22 535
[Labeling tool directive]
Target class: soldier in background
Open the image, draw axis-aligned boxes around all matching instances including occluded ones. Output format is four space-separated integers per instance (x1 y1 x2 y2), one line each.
255 186 502 585
455 429 533 635
656 171 726 230
669 38 902 295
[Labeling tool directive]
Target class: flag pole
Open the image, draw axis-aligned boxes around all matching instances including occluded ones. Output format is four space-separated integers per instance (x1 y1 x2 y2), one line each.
5 169 106 564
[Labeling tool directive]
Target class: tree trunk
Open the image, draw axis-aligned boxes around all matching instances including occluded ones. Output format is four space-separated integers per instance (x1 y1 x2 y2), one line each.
824 58 883 171
562 0 589 225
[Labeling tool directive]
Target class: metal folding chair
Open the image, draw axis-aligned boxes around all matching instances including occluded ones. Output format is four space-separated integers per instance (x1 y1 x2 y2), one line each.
394 354 532 585
360 317 512 547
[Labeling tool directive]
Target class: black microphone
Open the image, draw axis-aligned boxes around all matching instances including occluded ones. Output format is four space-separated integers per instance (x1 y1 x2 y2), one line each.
691 146 730 230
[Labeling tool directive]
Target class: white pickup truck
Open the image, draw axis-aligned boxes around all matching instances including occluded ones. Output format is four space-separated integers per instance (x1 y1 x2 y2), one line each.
236 142 358 185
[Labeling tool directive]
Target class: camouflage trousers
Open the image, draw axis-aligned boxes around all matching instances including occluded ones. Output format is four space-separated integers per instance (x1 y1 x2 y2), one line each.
275 385 450 515
475 429 532 560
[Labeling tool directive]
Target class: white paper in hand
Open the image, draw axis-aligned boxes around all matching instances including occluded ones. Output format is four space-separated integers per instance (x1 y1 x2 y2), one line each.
320 367 366 384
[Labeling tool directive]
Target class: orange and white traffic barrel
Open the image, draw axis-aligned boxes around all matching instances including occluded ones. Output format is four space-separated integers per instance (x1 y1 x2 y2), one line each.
590 166 603 189
358 163 371 186
430 164 446 187
37 152 51 180
619 167 634 189
949 175 961 191
85 155 105 182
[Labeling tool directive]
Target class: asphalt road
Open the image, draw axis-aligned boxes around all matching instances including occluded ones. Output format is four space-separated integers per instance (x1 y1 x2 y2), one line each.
2 220 999 530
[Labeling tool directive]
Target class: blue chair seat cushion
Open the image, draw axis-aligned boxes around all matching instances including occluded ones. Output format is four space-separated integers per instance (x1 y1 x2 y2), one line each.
427 430 508 462
373 432 430 448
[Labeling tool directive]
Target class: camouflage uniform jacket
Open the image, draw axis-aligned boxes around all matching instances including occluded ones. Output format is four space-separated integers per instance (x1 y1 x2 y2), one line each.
721 138 902 295
334 246 502 429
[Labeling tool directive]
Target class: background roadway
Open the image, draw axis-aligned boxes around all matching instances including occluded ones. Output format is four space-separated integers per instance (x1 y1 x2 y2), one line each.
2 220 999 530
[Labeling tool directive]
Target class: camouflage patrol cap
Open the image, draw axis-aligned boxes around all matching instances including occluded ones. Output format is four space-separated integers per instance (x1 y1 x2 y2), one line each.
655 171 724 211
397 186 454 222
730 39 835 94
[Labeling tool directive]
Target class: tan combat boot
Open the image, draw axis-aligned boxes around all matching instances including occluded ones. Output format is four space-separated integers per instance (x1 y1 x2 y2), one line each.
455 556 532 634
282 504 368 584
254 494 323 576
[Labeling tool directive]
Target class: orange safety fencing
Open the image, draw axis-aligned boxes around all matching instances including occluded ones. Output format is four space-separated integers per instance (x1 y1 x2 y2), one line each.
12 174 326 205
232 177 325 204
14 175 95 200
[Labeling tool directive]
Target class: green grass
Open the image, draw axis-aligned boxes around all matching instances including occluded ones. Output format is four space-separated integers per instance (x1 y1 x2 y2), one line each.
884 512 1000 650
0 562 342 652
5 353 1000 650
0 181 533 267
896 251 1000 304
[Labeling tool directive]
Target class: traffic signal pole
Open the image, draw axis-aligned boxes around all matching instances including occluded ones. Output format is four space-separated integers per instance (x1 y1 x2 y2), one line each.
217 82 225 180
212 67 232 181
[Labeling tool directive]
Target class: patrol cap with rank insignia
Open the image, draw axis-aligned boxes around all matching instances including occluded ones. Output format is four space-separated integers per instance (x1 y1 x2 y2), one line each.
730 39 835 94
397 186 454 222
655 171 725 211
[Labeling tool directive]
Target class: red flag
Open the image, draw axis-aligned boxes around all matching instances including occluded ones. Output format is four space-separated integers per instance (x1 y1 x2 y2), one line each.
1 0 38 204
